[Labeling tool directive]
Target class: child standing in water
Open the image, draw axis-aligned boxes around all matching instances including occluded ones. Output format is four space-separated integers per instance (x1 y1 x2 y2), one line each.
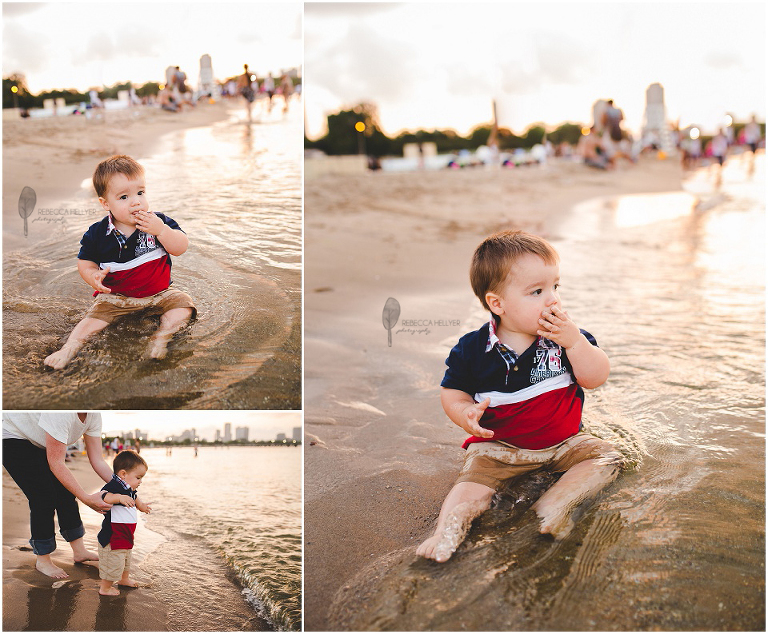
417 230 623 563
97 450 151 596
44 155 196 369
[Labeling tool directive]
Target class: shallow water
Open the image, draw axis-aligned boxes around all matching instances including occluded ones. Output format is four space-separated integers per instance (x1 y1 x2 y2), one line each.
2 103 301 409
138 446 302 631
329 154 765 631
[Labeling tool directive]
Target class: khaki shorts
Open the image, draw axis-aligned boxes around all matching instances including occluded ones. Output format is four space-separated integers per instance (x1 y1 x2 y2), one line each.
85 288 196 324
97 542 132 581
456 432 623 490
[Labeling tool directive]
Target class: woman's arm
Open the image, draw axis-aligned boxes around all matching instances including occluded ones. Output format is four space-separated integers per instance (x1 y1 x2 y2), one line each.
84 434 113 483
45 434 112 513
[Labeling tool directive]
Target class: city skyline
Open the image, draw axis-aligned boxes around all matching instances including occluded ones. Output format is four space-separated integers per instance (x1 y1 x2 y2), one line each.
101 411 301 444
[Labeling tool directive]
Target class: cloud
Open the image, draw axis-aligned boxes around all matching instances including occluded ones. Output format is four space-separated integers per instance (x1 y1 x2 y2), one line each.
305 2 400 19
71 26 163 66
2 21 51 75
2 3 44 18
310 23 419 106
703 50 743 70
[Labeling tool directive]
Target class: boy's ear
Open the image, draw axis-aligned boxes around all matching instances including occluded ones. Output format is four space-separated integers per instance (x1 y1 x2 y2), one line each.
98 197 110 212
486 292 503 316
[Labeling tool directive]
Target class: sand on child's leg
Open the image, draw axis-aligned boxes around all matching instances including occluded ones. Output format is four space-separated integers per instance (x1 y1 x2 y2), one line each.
417 481 495 563
44 317 110 369
532 457 620 540
148 307 193 359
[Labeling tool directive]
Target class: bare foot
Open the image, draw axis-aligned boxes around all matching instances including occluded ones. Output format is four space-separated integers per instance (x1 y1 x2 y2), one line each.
73 549 99 563
44 344 79 370
118 577 139 588
416 535 454 563
36 557 69 579
147 334 171 359
99 586 120 596
535 508 575 541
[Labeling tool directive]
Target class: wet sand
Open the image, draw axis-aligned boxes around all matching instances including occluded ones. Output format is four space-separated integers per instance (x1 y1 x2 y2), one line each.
2 455 169 631
303 157 691 630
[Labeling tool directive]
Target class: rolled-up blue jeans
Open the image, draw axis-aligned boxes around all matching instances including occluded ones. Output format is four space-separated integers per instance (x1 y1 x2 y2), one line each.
3 438 86 555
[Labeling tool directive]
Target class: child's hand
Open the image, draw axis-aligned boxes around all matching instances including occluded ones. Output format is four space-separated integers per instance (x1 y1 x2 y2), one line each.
537 305 580 349
459 398 494 438
136 500 152 514
119 495 136 508
89 267 112 293
133 210 167 237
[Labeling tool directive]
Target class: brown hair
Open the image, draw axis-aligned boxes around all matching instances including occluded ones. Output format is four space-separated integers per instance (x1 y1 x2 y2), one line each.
470 230 559 311
92 155 144 199
113 450 148 475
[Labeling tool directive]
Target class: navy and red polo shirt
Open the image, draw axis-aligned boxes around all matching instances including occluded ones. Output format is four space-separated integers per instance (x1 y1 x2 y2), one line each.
441 318 599 450
97 474 138 550
78 213 184 298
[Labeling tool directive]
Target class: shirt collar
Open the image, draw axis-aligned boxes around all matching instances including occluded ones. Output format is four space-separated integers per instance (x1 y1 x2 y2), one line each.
486 315 501 353
106 213 117 236
112 473 131 491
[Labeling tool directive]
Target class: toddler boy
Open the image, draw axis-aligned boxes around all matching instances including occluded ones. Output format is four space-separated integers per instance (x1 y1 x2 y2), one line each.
97 450 151 596
417 230 622 563
44 155 196 369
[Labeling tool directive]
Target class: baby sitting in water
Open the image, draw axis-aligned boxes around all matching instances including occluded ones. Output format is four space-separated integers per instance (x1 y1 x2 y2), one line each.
44 155 196 369
417 230 623 563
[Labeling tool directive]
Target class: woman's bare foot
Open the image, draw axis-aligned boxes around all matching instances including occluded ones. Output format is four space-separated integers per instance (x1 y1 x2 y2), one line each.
70 538 99 563
36 555 68 579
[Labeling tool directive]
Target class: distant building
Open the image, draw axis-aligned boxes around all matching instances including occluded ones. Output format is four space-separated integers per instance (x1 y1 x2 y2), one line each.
199 54 214 95
642 82 673 153
292 427 301 442
215 430 221 442
235 426 249 441
224 423 232 443
276 433 287 442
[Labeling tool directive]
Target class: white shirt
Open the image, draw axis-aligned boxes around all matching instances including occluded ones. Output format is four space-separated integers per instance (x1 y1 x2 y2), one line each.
2 413 102 448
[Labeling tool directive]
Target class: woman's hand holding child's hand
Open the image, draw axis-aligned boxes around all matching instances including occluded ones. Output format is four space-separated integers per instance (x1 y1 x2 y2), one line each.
460 397 494 438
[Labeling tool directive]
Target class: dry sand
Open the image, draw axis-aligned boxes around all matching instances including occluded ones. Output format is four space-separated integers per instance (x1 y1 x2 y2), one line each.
3 101 232 252
303 156 686 630
3 453 168 631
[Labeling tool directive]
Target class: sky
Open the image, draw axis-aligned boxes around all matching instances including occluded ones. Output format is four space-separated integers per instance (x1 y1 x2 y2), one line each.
304 2 766 139
100 411 302 443
3 2 302 93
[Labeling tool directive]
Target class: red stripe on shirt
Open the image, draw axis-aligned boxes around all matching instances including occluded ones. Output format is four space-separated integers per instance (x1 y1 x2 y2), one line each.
96 255 171 298
463 384 583 450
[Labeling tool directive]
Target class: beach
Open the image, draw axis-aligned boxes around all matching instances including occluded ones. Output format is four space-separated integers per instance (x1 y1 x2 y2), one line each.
3 454 170 631
304 155 765 630
3 445 299 631
2 98 302 409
